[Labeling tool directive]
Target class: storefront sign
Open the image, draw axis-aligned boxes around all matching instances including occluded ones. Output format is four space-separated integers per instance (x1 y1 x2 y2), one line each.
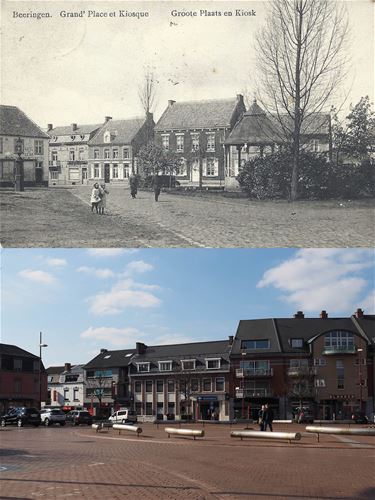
197 396 218 401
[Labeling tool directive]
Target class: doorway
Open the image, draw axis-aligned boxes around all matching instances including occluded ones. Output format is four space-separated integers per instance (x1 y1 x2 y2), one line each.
104 164 110 183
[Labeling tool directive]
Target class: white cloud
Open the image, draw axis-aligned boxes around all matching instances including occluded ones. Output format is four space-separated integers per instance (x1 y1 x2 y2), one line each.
86 249 137 257
88 278 161 315
123 260 153 275
18 269 56 284
153 333 198 345
257 249 374 313
81 326 143 347
46 258 67 267
361 290 375 314
77 266 115 279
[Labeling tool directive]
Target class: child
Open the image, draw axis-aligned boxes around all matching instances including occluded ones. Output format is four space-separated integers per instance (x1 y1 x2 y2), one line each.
98 183 109 214
90 183 101 213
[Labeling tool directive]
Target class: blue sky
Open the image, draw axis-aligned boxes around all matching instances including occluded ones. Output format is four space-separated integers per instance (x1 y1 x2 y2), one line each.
1 248 374 367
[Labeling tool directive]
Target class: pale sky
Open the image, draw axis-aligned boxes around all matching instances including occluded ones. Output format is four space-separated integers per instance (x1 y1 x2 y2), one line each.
2 0 374 128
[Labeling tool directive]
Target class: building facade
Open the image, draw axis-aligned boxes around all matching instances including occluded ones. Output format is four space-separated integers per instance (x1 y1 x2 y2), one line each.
47 122 102 186
0 343 47 413
46 363 86 411
87 114 154 185
155 96 246 188
0 105 49 187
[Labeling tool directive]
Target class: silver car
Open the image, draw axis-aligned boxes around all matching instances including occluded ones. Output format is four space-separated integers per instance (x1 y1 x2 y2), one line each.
40 408 66 426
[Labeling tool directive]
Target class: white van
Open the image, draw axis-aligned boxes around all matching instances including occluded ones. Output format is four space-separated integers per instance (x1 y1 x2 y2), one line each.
109 408 137 424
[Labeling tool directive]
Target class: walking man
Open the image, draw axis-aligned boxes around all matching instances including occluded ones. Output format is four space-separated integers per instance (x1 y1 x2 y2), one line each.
263 403 274 431
152 173 162 202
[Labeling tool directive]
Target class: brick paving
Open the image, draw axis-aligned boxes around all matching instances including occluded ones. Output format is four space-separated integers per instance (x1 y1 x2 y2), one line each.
1 423 374 499
1 187 374 248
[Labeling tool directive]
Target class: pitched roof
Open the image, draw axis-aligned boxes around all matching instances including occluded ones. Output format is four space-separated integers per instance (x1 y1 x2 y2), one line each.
48 124 102 136
84 349 136 369
0 105 49 138
0 343 39 359
89 117 147 145
155 97 241 131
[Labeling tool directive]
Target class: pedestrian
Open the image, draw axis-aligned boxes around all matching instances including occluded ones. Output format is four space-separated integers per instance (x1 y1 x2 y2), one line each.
258 404 265 431
263 403 274 431
98 183 109 214
90 182 101 213
152 173 162 202
129 172 138 199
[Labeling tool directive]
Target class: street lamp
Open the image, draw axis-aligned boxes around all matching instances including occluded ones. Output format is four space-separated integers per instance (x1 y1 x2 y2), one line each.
14 137 25 192
39 332 48 409
241 352 246 419
357 348 363 413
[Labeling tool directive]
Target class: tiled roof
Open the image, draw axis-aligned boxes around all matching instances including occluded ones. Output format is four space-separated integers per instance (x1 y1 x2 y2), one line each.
0 343 39 359
46 365 65 375
48 124 102 136
84 349 136 369
89 117 147 145
0 105 49 138
155 98 240 130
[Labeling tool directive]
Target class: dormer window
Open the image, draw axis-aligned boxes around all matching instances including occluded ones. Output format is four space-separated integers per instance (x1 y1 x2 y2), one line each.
205 358 221 369
241 339 270 350
181 359 196 371
136 362 150 373
158 361 172 371
104 130 111 143
291 338 304 348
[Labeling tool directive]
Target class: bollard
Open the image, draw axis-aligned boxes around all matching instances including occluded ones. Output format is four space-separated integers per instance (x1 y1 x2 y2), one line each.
112 423 142 437
231 430 301 444
164 427 204 440
305 425 375 442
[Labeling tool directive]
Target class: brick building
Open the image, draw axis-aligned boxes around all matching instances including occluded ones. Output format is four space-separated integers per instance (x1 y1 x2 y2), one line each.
155 95 246 188
0 105 49 187
0 343 47 413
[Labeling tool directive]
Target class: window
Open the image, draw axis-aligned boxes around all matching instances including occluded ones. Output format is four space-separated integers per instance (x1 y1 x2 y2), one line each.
215 377 225 391
206 133 215 152
113 148 119 159
241 360 270 375
78 148 85 160
157 402 164 416
336 359 344 390
191 379 199 392
181 360 196 371
315 379 326 387
203 378 212 391
112 164 119 178
134 381 142 393
94 164 100 178
289 359 308 368
161 135 169 151
145 380 153 393
156 380 164 393
291 338 303 348
309 139 320 152
176 134 184 152
123 147 130 159
35 140 44 155
104 131 111 143
94 149 100 159
93 369 112 378
146 403 153 415
314 358 326 366
69 149 75 161
14 379 22 393
0 137 3 153
51 150 58 162
191 133 199 151
50 171 58 180
64 388 69 401
324 331 355 348
104 149 110 159
205 158 217 176
73 388 79 401
158 361 172 372
135 402 142 415
206 358 221 369
69 168 80 180
167 380 175 393
241 339 270 350
177 159 187 176
137 363 150 373
13 359 22 371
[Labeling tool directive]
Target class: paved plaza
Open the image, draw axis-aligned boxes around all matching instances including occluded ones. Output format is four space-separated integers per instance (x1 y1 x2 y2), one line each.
1 187 374 248
0 422 374 499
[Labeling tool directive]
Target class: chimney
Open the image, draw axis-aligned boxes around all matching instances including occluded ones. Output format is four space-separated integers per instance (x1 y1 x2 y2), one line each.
47 124 53 132
355 308 364 318
100 348 108 354
71 123 78 131
294 311 305 319
320 310 328 319
64 363 71 372
228 335 234 345
136 342 147 355
105 116 112 122
168 100 176 107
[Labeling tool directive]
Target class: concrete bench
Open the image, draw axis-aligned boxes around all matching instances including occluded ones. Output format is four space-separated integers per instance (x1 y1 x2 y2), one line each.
92 422 112 433
231 430 301 444
164 427 204 440
113 423 142 437
305 425 375 442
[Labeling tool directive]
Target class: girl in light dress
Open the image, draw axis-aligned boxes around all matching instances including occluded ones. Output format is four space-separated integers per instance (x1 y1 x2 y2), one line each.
90 183 101 213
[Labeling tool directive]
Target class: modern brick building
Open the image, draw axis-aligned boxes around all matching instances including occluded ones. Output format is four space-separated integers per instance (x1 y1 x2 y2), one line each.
0 105 49 187
155 95 246 188
0 343 47 413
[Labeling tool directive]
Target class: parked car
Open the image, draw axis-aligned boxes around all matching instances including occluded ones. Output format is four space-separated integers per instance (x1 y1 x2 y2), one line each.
109 408 137 424
352 412 369 424
1 407 41 427
65 410 93 426
40 408 66 426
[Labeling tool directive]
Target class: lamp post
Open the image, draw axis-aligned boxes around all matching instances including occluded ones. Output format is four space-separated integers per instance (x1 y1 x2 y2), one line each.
14 137 25 192
241 352 246 419
357 348 363 413
39 332 48 409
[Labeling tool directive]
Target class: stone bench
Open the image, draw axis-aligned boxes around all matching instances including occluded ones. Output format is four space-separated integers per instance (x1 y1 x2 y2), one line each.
305 425 375 442
231 430 301 444
164 427 205 440
113 423 142 437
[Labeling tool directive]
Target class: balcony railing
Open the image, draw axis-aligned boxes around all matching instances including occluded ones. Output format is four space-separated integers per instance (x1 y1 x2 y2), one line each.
236 368 273 378
287 367 317 377
235 388 273 398
322 346 356 355
49 160 61 167
67 160 87 165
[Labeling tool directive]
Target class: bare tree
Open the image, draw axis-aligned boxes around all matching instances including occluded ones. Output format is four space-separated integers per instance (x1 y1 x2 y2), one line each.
138 66 157 116
255 0 349 200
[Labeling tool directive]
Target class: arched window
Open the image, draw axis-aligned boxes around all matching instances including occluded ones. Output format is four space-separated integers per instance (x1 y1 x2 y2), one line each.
324 330 355 349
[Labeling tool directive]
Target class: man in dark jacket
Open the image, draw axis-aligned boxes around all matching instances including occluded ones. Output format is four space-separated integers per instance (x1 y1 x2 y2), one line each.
152 173 162 201
263 403 274 431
